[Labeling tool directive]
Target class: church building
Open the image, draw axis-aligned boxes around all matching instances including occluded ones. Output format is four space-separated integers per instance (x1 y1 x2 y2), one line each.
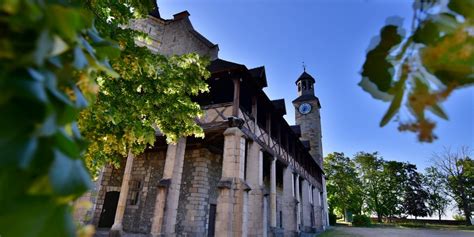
78 5 329 237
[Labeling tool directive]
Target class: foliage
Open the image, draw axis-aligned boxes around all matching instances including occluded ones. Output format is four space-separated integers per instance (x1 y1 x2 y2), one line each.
353 152 385 222
424 166 451 220
0 1 211 236
403 163 430 219
80 1 210 176
359 0 474 142
352 214 372 227
432 146 473 225
0 0 119 236
453 214 466 221
324 152 364 218
379 161 407 220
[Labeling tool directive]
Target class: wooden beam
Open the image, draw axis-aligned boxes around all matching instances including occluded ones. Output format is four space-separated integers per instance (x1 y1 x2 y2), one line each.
232 78 240 116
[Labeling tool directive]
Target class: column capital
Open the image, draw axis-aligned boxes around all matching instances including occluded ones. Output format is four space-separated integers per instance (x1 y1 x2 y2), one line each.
223 126 244 137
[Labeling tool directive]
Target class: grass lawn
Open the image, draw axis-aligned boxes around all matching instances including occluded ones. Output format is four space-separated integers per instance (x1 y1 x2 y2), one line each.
371 222 474 231
317 228 363 237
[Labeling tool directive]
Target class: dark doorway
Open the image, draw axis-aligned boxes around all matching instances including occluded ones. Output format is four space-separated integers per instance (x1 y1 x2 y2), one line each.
208 204 217 237
98 191 120 228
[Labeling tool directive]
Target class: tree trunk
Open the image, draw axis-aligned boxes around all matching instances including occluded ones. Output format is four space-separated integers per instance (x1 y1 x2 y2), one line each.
459 183 472 226
438 211 441 221
463 204 472 226
377 213 382 223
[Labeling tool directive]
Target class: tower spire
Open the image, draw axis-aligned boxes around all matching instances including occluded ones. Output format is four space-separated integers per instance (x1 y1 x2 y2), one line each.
302 61 306 72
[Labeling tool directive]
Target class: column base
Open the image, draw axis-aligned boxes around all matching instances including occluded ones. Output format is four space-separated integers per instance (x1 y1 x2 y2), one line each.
108 229 122 237
109 224 123 237
270 226 284 237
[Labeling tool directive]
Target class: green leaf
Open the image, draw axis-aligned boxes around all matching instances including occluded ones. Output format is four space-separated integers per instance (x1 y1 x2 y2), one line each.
48 150 91 196
413 13 460 46
0 136 38 169
360 24 403 96
0 197 75 237
54 130 80 159
448 0 474 19
380 79 405 127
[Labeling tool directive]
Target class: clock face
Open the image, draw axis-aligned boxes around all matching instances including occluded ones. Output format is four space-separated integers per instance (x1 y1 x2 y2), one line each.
299 103 312 115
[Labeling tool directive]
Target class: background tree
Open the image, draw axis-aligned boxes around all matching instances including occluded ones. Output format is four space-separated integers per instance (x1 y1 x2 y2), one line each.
424 166 451 220
379 161 407 222
354 152 385 222
324 152 364 220
404 163 430 219
360 0 474 142
433 146 473 225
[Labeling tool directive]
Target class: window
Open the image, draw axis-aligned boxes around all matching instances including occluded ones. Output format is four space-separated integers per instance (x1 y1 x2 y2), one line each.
129 180 141 205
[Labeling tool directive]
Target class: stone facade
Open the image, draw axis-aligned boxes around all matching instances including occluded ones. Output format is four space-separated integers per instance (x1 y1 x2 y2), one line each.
75 6 329 237
131 12 218 60
90 151 166 233
176 148 222 236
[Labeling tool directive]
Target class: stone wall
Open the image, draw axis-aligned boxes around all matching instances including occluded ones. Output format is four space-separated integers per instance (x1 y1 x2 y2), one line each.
91 150 166 234
176 148 222 236
294 100 323 166
131 16 218 60
282 168 298 237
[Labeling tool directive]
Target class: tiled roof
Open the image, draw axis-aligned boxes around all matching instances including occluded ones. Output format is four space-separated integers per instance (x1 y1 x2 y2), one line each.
295 71 315 84
208 59 247 73
249 66 267 88
272 99 286 115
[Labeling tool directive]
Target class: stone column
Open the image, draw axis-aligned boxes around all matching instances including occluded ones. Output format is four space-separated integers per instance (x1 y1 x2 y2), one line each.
322 176 329 229
215 127 249 237
150 137 186 237
295 174 301 232
301 179 311 231
109 150 135 237
246 142 264 236
282 167 297 235
270 158 277 228
313 186 323 230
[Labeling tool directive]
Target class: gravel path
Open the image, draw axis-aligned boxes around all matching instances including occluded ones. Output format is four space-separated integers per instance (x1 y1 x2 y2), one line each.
327 226 474 237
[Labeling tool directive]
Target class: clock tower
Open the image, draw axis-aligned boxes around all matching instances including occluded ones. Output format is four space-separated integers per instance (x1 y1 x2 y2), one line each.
292 70 323 166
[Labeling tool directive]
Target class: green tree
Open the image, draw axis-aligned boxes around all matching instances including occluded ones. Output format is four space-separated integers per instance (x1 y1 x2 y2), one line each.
424 166 451 220
433 146 473 225
324 152 363 220
354 152 385 222
379 161 407 222
0 1 119 236
403 163 430 219
80 1 210 176
360 0 474 142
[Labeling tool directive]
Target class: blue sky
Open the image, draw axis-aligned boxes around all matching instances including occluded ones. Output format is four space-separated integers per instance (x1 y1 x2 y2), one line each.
158 0 473 171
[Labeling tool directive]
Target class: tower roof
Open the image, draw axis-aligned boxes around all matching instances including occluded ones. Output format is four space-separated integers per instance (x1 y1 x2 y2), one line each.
295 71 315 85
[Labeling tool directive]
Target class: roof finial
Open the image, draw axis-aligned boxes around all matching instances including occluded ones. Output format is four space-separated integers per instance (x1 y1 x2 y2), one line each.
302 61 306 72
